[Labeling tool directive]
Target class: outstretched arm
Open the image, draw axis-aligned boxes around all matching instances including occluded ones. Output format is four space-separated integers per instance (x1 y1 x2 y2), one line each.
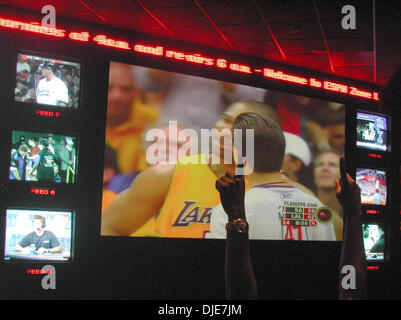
335 157 367 300
101 163 174 236
215 168 257 300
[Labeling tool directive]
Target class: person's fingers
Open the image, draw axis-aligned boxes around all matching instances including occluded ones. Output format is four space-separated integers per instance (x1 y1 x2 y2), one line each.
216 181 229 203
216 179 228 192
234 177 245 199
219 176 230 184
346 172 355 184
335 179 341 195
339 157 351 196
234 177 243 191
353 181 361 195
225 171 234 180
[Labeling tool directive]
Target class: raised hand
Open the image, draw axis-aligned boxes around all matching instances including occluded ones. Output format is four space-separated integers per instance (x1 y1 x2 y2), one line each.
335 157 362 214
336 157 367 300
215 164 246 221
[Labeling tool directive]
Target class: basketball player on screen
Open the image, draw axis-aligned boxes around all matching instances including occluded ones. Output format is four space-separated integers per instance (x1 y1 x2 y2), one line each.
216 157 366 300
36 61 69 107
216 59 401 299
102 99 319 238
101 101 283 238
208 113 336 241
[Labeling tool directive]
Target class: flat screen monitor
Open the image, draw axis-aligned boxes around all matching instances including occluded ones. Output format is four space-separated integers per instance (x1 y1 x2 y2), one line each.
9 130 78 184
356 168 387 206
356 112 388 152
362 223 385 261
101 62 346 241
15 53 81 108
3 208 74 262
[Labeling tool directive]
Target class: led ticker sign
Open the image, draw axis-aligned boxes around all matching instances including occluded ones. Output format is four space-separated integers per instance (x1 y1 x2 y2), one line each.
133 44 380 101
0 17 66 37
0 15 381 102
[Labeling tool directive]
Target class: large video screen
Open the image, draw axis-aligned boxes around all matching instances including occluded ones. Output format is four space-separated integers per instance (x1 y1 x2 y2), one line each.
3 209 74 262
15 53 81 108
356 168 387 206
101 62 346 241
356 112 388 152
362 223 385 261
9 130 78 184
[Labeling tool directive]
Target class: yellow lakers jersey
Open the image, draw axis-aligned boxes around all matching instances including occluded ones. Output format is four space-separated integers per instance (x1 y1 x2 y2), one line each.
154 154 220 238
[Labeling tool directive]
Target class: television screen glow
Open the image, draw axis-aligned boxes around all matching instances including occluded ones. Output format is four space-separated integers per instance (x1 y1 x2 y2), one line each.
356 112 388 151
101 62 345 241
3 209 73 262
15 53 81 108
356 168 387 206
362 223 385 261
9 130 78 184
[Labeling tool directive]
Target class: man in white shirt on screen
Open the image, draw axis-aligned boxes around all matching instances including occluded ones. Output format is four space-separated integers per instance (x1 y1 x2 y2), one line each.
36 61 69 107
207 112 336 241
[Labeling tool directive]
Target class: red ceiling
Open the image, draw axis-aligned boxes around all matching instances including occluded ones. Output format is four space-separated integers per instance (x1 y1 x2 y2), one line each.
1 0 400 86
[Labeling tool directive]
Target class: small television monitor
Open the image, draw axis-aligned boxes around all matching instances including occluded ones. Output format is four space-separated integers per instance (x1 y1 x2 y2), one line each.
356 112 388 152
9 130 78 184
3 208 74 262
15 53 81 108
362 223 385 261
356 168 387 206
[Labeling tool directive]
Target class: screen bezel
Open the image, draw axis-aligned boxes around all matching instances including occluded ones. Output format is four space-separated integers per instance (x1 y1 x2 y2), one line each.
356 110 391 153
101 60 351 242
14 50 83 111
8 128 80 186
362 222 386 262
2 207 76 264
356 166 388 208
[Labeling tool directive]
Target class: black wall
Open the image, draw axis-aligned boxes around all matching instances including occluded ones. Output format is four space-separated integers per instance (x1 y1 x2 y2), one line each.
0 6 400 300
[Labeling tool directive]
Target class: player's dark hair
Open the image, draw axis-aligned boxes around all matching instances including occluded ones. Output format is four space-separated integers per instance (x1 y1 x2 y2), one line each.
233 112 285 173
40 138 49 148
238 101 280 126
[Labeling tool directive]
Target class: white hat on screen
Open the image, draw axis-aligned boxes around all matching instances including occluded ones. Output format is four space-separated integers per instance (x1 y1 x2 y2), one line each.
283 132 312 166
